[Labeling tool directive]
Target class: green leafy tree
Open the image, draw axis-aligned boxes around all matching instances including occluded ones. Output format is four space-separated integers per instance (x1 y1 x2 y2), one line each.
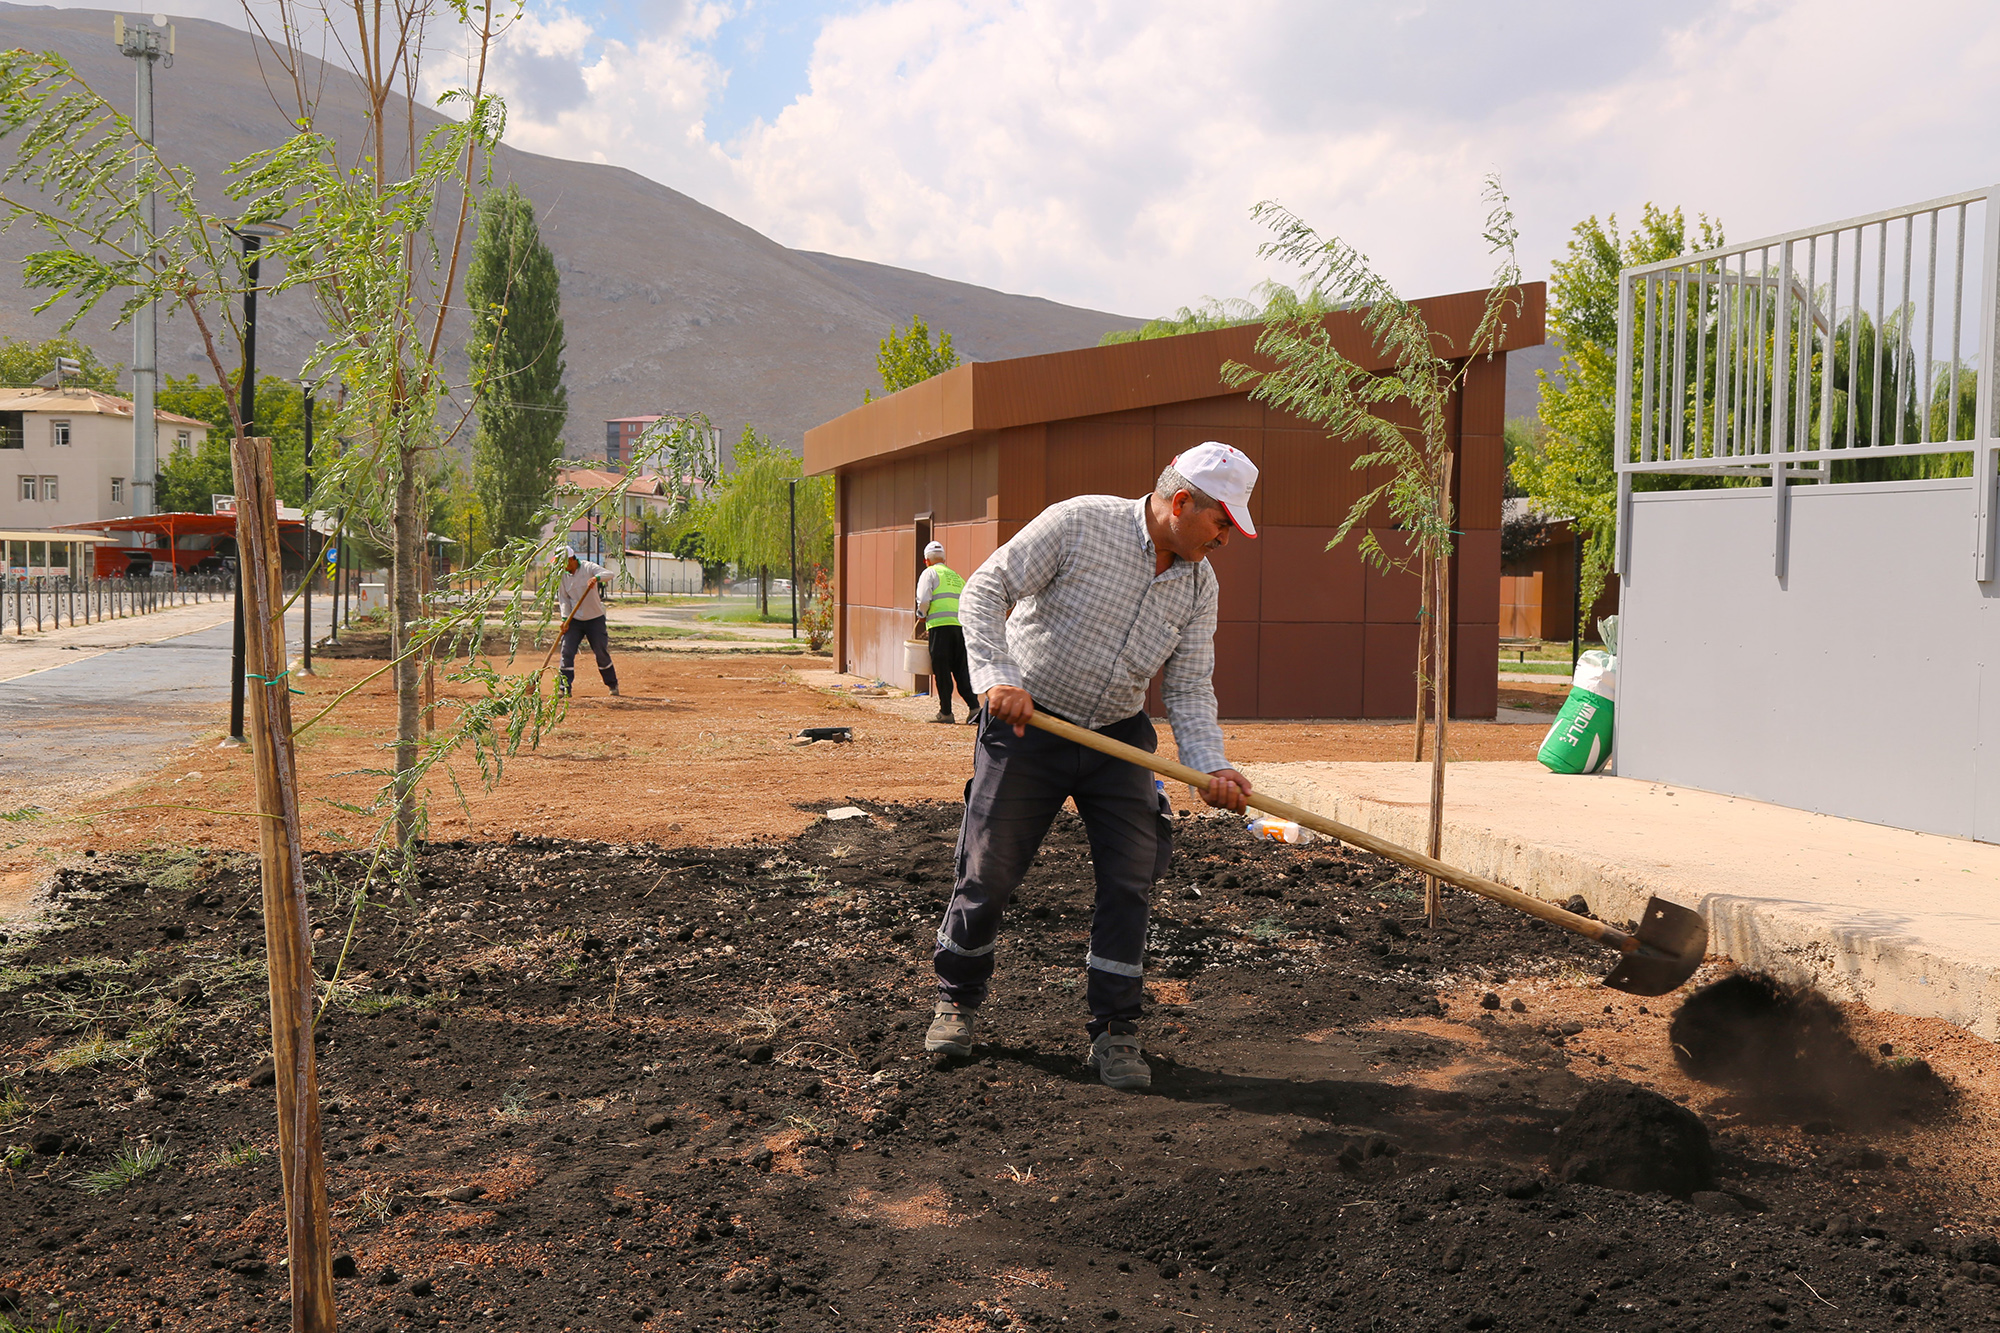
467 183 568 543
153 373 326 512
1222 179 1522 926
870 314 959 399
1512 205 1723 636
704 425 833 616
0 334 119 389
1099 282 1334 345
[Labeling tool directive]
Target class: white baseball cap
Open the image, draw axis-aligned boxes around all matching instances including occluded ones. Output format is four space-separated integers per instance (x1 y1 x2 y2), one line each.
924 540 946 559
1171 442 1259 538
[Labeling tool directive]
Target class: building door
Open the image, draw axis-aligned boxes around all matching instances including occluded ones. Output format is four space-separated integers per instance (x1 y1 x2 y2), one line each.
912 512 933 697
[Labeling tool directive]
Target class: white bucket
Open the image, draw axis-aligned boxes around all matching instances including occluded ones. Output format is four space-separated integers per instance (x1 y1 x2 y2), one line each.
903 637 932 675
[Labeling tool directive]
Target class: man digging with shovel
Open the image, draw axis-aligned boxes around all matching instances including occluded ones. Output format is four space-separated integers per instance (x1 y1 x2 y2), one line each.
552 548 621 698
926 443 1258 1090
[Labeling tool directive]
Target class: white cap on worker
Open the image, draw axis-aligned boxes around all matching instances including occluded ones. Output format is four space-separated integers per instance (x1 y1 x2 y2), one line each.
1171 441 1259 538
924 540 946 559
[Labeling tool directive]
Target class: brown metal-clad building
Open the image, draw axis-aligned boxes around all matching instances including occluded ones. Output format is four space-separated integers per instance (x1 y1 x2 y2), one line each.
803 284 1545 719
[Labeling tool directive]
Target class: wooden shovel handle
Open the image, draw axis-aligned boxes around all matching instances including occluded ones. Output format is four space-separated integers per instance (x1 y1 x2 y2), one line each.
1024 709 1633 954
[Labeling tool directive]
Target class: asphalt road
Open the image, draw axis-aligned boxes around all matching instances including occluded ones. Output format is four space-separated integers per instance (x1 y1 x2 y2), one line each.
0 597 322 798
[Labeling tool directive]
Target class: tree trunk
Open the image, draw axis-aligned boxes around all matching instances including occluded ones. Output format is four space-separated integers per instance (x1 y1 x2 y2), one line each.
759 564 768 617
392 456 423 848
1425 455 1456 929
1412 552 1432 763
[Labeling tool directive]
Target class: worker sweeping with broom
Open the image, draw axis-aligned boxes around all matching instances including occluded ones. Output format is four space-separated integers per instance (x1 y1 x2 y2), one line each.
551 547 620 697
927 442 1258 1090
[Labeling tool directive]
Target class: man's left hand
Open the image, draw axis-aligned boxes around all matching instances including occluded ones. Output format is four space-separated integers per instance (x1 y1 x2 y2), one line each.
1202 767 1252 813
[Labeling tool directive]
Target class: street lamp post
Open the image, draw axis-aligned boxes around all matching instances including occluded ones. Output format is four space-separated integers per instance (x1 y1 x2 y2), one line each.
223 221 290 748
300 379 318 674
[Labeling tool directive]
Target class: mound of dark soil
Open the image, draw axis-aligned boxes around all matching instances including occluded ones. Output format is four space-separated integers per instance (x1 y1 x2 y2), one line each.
1553 1080 1714 1197
0 808 1988 1332
1670 971 1952 1124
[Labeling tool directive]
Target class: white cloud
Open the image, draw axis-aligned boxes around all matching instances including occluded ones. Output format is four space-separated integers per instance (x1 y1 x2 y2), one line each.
49 0 2000 315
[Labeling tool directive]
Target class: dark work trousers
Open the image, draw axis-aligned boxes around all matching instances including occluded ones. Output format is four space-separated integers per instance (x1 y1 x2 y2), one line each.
934 710 1173 1036
559 614 618 694
925 624 979 716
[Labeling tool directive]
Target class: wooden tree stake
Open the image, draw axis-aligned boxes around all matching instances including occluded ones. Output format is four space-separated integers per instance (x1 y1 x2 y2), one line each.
230 432 338 1333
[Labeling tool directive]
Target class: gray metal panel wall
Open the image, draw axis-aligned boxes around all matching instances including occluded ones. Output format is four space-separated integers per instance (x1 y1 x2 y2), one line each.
1620 478 2000 843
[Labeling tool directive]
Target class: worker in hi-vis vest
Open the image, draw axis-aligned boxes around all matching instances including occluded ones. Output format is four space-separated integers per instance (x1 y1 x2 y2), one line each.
915 540 978 724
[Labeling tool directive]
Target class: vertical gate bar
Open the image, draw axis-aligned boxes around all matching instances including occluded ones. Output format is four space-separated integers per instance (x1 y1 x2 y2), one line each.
1694 268 1710 457
1773 239 1794 577
1613 271 1635 576
1640 276 1657 465
1872 220 1888 450
1898 215 1914 448
1849 225 1863 451
1952 203 1968 439
1717 266 1735 458
1672 272 1688 460
1822 229 1840 453
1972 187 2000 580
1924 208 1939 443
1757 247 1771 464
1808 236 1824 464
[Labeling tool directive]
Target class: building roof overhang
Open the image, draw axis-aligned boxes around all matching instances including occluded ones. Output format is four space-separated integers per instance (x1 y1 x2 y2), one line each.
803 283 1545 476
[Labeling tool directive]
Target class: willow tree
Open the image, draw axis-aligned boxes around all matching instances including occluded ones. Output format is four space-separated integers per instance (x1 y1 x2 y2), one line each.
1223 179 1522 926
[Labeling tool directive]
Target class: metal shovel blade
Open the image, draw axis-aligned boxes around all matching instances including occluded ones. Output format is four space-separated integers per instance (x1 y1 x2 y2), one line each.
1601 896 1709 996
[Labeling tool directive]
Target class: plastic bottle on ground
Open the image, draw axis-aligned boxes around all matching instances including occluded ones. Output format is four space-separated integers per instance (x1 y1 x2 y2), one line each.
1246 816 1314 845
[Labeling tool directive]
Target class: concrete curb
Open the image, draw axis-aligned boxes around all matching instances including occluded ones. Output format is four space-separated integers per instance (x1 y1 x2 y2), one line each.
1241 760 2000 1041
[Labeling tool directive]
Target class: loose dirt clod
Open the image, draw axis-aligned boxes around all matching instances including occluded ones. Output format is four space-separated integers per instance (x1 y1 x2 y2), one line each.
1669 971 1951 1123
1551 1080 1715 1197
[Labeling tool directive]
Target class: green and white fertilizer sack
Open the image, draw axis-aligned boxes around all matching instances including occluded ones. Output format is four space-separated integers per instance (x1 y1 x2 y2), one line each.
1538 646 1616 775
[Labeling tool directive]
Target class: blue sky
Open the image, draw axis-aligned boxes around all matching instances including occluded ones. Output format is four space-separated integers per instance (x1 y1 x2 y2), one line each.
42 2 2000 317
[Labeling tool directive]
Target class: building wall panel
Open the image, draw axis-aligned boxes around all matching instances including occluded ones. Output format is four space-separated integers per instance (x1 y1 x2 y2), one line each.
1458 432 1505 531
1454 527 1502 627
1047 423 1154 501
1259 622 1365 718
1213 621 1259 719
1258 525 1365 623
1207 534 1260 622
1451 620 1499 718
1363 622 1422 718
1362 529 1422 624
1154 394 1262 429
1261 431 1359 528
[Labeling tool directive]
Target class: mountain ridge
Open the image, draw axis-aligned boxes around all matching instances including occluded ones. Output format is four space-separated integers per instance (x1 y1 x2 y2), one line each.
0 3 1143 458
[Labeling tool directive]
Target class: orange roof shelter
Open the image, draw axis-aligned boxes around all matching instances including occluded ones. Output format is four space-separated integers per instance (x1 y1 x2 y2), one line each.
805 285 1546 719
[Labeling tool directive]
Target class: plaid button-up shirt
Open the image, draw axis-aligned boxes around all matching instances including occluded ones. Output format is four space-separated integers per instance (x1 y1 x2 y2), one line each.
960 494 1229 775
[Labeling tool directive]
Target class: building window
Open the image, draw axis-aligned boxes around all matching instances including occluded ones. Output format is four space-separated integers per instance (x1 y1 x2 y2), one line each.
19 475 36 501
111 476 124 502
41 475 57 502
176 430 191 452
50 420 71 448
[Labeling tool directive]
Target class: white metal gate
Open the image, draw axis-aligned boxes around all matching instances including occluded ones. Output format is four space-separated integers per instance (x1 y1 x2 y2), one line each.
1614 186 2000 842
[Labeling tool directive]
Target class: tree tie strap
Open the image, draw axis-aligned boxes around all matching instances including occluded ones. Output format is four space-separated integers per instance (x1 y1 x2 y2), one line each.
246 669 306 695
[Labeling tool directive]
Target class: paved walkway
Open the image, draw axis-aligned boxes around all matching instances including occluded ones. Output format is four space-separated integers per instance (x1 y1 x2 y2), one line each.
1244 760 2000 1039
0 594 240 682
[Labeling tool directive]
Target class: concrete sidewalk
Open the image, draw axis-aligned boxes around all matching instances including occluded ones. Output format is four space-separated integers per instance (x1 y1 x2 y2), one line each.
0 596 240 682
1242 760 2000 1040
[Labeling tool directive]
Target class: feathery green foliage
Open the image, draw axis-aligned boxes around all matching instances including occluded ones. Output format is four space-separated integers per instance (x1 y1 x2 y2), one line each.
468 183 569 544
1511 205 1721 634
872 314 959 399
1099 282 1336 345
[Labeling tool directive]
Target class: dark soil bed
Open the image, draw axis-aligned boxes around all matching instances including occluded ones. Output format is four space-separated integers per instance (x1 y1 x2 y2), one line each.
3 806 1994 1332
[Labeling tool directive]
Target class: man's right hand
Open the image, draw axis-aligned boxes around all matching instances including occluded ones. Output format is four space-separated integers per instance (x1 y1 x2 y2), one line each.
984 684 1033 736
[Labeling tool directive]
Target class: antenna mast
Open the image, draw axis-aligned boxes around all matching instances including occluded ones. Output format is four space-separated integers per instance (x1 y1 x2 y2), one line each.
114 13 173 516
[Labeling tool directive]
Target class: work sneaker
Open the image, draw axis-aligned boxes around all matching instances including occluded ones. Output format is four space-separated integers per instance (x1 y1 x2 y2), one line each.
924 1002 976 1056
609 684 621 697
930 710 955 724
1090 1021 1151 1091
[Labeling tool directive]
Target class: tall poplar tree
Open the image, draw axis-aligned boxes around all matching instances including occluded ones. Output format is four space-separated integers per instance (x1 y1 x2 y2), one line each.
469 183 569 543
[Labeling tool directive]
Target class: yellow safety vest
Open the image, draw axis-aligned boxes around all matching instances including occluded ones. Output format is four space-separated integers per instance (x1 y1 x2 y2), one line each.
925 565 964 629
